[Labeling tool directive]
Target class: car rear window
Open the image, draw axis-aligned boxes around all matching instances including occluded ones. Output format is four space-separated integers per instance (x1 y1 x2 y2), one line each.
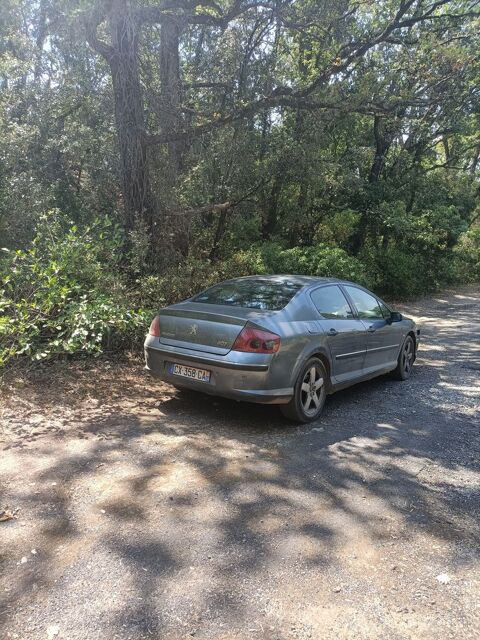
193 279 303 310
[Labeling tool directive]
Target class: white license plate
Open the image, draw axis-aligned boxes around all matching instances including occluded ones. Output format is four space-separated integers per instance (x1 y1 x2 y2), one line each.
168 363 211 383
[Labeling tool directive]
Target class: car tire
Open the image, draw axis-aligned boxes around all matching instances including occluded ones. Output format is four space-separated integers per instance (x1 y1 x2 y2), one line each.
280 357 328 423
392 335 415 380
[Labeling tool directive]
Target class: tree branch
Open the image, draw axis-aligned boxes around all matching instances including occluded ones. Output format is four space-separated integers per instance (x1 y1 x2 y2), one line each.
170 201 232 216
183 81 233 90
136 1 276 27
84 0 115 62
169 179 264 216
145 0 477 146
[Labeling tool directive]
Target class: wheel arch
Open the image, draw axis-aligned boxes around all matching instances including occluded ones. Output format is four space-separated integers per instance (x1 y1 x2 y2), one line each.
311 351 331 378
290 344 333 392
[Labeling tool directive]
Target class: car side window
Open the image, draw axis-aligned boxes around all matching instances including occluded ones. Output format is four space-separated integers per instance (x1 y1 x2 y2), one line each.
378 300 391 319
344 286 384 320
311 285 354 320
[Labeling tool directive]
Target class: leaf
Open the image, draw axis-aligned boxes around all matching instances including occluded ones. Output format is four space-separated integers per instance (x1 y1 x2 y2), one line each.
0 507 19 522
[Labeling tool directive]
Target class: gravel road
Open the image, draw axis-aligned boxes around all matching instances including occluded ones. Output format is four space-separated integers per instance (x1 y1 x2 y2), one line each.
1 285 479 640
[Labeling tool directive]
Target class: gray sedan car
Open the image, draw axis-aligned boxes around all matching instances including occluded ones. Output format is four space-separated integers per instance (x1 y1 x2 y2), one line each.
144 275 419 422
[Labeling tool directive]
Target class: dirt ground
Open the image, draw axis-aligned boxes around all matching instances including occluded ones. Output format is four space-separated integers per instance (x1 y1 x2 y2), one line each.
1 285 479 640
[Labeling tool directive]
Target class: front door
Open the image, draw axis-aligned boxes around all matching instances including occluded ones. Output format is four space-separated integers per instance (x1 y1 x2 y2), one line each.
310 285 367 384
342 286 403 374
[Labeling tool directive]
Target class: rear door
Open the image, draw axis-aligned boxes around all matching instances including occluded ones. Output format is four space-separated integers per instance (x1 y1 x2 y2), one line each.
310 285 367 384
342 285 403 373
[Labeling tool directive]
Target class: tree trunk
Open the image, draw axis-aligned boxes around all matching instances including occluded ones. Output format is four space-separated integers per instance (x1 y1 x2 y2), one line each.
470 144 480 176
107 0 151 232
406 144 425 213
369 115 391 183
286 33 311 246
262 173 283 239
159 16 182 173
209 208 229 262
34 0 48 82
86 0 152 232
159 15 190 255
351 115 395 254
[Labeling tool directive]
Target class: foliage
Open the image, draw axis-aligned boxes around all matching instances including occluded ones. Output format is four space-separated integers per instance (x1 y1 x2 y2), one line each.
264 245 368 284
0 212 148 366
366 246 450 299
453 226 480 282
0 1 479 365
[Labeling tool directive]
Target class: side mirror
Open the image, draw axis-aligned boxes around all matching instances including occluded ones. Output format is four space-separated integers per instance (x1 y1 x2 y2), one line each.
389 311 403 323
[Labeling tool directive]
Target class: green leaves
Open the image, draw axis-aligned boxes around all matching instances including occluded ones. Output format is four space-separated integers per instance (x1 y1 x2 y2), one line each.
0 0 478 352
0 210 149 366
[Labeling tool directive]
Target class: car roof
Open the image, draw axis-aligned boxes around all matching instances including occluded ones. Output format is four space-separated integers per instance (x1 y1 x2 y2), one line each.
228 274 348 286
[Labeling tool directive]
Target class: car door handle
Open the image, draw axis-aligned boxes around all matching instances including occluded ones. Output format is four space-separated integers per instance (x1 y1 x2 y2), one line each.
367 325 376 333
328 328 338 336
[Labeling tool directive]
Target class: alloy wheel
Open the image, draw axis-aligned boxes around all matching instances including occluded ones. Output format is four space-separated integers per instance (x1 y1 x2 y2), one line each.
402 339 414 375
300 365 324 416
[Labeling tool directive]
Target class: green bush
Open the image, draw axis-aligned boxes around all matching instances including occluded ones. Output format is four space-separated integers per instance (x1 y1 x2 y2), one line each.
219 242 368 284
266 244 369 283
0 211 149 367
453 226 480 282
131 242 368 312
366 245 455 299
2 206 477 369
133 259 225 309
358 200 473 298
313 209 361 247
131 250 269 310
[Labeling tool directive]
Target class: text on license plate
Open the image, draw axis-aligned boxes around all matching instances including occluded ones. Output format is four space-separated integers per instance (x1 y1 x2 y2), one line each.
168 363 211 383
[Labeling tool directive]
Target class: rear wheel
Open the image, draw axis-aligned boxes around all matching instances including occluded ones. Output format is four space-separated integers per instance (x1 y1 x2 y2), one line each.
281 357 327 423
392 335 415 380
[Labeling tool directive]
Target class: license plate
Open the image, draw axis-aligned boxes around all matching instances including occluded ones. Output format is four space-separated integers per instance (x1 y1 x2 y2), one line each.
168 363 211 383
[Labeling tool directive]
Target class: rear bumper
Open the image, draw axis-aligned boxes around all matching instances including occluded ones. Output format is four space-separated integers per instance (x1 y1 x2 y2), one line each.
144 344 293 405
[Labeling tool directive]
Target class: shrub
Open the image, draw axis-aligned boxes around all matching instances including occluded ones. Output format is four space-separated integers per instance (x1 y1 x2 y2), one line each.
313 209 361 246
257 243 369 284
452 226 480 282
2 206 476 369
366 245 455 299
133 259 225 309
131 242 369 313
0 211 149 366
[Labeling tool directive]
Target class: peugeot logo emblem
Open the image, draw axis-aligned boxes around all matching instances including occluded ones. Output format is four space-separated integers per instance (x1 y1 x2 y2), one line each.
189 323 198 337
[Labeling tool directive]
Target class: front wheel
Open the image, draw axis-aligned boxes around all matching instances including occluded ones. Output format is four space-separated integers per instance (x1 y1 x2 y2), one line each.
281 357 328 423
392 335 415 380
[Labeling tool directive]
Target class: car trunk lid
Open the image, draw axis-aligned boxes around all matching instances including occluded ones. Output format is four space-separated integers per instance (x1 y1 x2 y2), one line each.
158 306 249 355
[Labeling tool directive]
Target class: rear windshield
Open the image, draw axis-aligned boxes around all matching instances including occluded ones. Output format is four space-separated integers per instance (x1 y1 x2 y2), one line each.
192 279 303 310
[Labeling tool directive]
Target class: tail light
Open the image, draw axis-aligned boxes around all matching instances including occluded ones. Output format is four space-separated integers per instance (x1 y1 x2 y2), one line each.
149 315 161 337
232 327 280 354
